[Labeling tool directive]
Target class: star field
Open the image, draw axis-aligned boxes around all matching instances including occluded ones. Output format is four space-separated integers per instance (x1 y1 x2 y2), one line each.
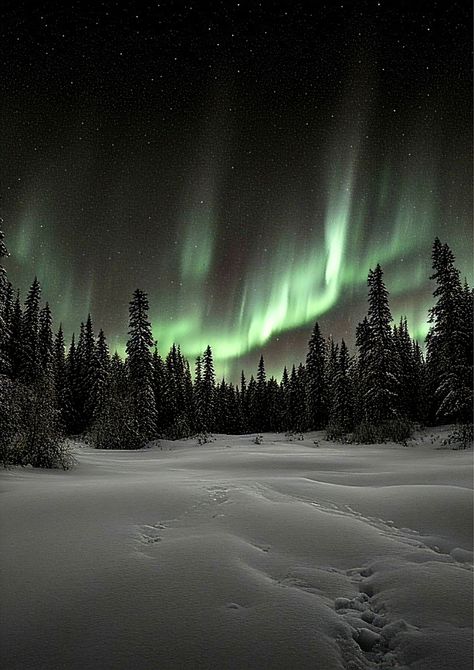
1 0 472 379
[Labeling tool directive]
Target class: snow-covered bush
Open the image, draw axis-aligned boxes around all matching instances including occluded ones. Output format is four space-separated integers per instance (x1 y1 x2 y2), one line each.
445 424 473 450
353 418 413 444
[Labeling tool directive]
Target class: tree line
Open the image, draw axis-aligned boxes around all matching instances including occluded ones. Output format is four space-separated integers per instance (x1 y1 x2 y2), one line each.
0 229 472 467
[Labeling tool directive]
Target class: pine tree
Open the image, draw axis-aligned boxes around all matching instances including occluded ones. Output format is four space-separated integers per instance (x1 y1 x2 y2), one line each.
38 303 54 377
0 228 9 375
393 317 419 421
53 325 72 430
266 376 281 431
193 355 204 432
255 355 268 431
325 337 339 418
353 317 371 426
78 314 97 431
8 291 22 379
425 239 472 424
20 277 42 384
328 340 353 437
305 322 327 429
152 343 166 431
280 366 290 431
126 289 157 444
201 345 215 432
65 333 81 433
246 375 257 431
91 329 110 423
364 264 398 425
92 352 140 449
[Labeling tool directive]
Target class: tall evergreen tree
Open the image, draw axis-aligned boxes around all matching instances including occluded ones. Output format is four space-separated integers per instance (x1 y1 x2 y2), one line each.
91 329 110 423
363 264 398 425
328 340 353 436
305 322 327 429
20 277 42 384
201 345 216 432
0 229 10 376
126 289 157 444
255 355 268 431
38 303 54 377
53 325 72 430
426 240 472 424
152 343 166 431
8 291 22 379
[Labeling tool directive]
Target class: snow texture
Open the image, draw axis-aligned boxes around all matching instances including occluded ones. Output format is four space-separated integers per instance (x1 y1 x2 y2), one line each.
0 429 472 669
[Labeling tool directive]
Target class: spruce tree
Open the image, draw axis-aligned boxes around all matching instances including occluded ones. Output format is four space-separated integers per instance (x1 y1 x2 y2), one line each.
91 329 110 423
92 351 140 449
38 303 54 377
364 264 398 425
0 229 10 376
328 340 353 437
79 314 97 431
426 239 472 424
20 277 42 384
255 355 268 431
126 289 157 444
266 376 281 432
8 291 22 379
305 322 327 429
193 355 204 432
53 325 72 430
201 345 215 432
152 343 166 431
280 366 290 431
66 333 81 433
246 374 257 432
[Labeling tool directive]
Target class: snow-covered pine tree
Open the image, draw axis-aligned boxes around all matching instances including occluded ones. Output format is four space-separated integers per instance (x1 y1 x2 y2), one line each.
266 376 281 432
280 366 290 431
8 292 23 379
90 328 110 424
38 303 54 378
201 345 216 432
65 333 81 434
246 374 256 432
0 228 11 376
425 239 472 424
325 337 339 420
392 317 414 420
255 355 268 431
305 322 327 429
237 370 247 432
193 355 204 432
163 346 179 432
364 264 398 426
353 316 371 426
327 339 353 438
126 289 157 444
20 277 42 384
53 325 72 430
91 351 140 449
152 343 166 432
79 314 98 431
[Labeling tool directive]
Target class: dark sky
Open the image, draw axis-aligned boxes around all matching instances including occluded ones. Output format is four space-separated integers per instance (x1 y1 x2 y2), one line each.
1 0 472 380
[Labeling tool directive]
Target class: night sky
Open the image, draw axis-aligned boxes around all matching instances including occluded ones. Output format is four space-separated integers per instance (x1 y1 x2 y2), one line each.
1 0 472 380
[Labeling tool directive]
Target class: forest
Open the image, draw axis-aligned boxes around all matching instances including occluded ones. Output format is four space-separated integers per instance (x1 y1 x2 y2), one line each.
0 231 472 468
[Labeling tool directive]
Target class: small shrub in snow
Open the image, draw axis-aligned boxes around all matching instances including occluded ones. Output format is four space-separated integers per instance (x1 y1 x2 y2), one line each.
254 434 263 444
444 423 473 450
196 432 213 445
353 418 413 444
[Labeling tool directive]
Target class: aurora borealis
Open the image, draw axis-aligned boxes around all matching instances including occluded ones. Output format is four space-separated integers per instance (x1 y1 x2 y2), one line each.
1 1 472 380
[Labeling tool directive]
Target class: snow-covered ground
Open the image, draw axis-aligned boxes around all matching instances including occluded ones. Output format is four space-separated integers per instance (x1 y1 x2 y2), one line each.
1 429 472 669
